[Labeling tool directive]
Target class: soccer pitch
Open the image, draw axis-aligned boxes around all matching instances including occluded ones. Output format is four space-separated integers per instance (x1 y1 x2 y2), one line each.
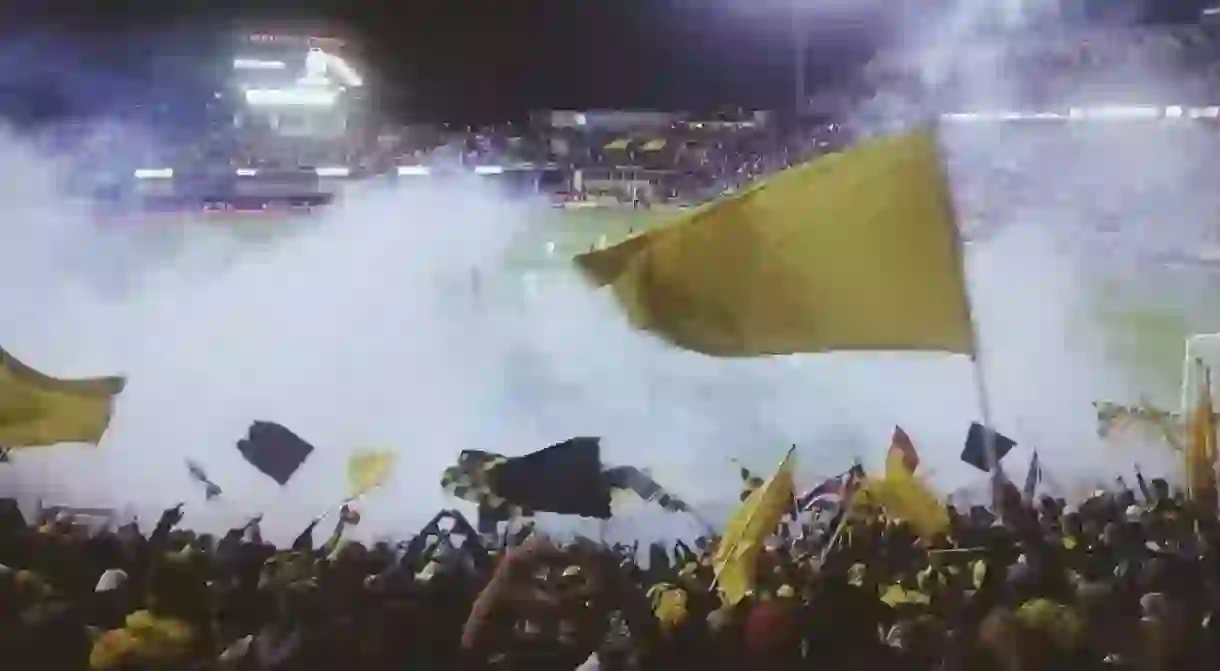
504 206 676 270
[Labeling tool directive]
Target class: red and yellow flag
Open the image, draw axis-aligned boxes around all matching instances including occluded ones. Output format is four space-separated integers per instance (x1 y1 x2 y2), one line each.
888 425 920 475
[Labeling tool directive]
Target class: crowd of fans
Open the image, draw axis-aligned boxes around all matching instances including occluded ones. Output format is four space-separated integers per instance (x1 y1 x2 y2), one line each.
5 466 1220 670
75 111 841 207
370 117 850 205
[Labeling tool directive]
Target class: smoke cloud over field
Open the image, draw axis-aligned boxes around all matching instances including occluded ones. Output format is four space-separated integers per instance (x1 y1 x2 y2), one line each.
0 130 1114 541
1 3 1215 540
851 0 1220 484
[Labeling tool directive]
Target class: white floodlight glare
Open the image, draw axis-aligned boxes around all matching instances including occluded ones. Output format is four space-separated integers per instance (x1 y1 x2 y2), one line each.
1072 105 1160 120
236 168 258 177
325 54 364 87
300 49 330 86
939 105 1220 123
134 168 173 179
474 165 504 175
397 165 431 176
314 166 350 177
233 58 287 70
244 88 338 107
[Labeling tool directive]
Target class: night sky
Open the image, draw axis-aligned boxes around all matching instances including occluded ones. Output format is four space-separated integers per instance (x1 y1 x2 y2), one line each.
0 0 1214 125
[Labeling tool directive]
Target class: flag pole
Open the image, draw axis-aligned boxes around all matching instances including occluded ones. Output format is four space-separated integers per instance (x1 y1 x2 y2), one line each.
1181 336 1197 417
929 122 1002 512
817 460 861 563
971 355 1003 506
819 497 852 564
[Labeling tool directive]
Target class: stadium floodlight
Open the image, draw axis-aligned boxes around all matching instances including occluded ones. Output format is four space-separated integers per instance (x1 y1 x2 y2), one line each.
1070 106 1160 120
234 58 287 70
244 88 338 107
397 165 431 176
134 168 173 179
941 112 988 122
474 165 504 175
940 106 1220 124
314 166 350 177
236 168 258 176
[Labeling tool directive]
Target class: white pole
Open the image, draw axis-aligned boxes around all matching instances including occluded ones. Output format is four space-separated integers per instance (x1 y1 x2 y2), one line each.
1181 335 1197 416
971 355 1002 477
929 124 1002 507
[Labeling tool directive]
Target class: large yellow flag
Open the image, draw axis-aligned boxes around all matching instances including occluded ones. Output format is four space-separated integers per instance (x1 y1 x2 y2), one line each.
0 345 125 448
1186 360 1217 504
713 447 796 605
347 449 397 499
575 131 974 357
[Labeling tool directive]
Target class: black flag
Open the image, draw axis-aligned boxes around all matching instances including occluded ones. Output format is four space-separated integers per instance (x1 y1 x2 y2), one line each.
185 459 223 500
442 438 613 520
960 422 1017 473
237 421 315 485
488 437 612 519
441 438 699 521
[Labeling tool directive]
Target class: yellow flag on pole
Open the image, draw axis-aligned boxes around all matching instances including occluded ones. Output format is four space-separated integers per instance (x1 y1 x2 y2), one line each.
861 429 949 541
888 425 920 475
0 345 124 448
347 449 397 499
575 131 973 357
1186 360 1217 504
713 447 796 605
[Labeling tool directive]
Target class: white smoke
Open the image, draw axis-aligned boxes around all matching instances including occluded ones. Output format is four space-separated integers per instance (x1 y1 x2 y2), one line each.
2 5 1214 541
0 119 1112 543
0 135 861 543
848 0 1220 487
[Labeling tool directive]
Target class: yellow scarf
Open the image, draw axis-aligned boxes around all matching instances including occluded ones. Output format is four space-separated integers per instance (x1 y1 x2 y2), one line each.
89 610 195 670
646 583 690 631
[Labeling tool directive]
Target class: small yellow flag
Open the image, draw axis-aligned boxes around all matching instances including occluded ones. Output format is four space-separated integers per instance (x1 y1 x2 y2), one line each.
0 345 125 448
347 449 397 499
713 448 796 605
888 425 920 475
575 131 974 357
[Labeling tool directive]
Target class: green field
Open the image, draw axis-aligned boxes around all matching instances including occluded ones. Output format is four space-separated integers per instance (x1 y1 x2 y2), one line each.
505 206 677 270
154 206 679 269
